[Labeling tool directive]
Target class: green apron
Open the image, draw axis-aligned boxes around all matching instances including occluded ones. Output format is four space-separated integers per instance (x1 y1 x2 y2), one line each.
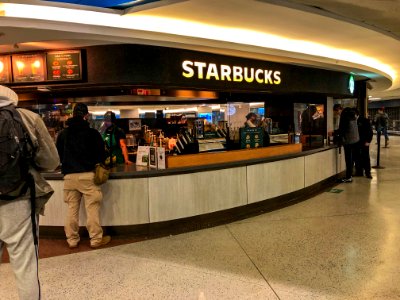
102 128 124 165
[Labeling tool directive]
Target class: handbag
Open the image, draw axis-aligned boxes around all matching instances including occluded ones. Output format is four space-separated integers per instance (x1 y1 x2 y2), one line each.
94 163 110 185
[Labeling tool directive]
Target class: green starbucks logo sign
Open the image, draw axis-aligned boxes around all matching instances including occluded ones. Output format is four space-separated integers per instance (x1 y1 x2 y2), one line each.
349 75 355 94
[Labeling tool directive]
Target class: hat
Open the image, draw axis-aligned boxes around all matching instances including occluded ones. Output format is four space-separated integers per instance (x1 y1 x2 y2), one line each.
104 111 116 123
0 85 18 107
73 103 89 118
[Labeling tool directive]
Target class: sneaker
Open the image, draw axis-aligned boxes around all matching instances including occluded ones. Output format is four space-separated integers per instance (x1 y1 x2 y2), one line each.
90 235 111 248
68 242 79 249
341 177 353 183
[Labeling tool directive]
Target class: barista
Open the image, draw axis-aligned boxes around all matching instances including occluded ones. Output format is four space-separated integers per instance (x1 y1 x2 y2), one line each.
102 111 132 165
245 112 258 127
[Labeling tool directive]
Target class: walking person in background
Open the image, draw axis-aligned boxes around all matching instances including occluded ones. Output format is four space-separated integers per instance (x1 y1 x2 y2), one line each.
354 109 373 179
338 107 360 183
0 85 60 300
56 103 111 249
374 107 390 147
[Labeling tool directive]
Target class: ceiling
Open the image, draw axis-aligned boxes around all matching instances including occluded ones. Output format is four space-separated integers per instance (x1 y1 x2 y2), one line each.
1 0 400 101
43 0 167 9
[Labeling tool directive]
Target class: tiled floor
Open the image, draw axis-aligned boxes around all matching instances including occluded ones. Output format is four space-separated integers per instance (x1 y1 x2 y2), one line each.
1 136 400 299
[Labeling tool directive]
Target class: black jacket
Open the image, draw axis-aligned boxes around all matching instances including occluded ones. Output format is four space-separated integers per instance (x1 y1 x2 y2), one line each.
357 116 373 144
56 117 106 175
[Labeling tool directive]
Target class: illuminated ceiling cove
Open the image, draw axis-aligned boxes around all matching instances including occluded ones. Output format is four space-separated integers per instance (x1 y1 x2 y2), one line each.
1 0 400 100
43 0 161 9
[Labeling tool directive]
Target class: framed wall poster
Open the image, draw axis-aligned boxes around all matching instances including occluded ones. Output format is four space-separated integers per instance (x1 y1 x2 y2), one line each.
12 53 46 82
136 146 150 166
0 55 11 83
129 119 141 131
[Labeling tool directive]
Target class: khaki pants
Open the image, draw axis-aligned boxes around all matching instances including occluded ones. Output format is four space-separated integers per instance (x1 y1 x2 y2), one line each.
63 172 103 247
0 198 40 300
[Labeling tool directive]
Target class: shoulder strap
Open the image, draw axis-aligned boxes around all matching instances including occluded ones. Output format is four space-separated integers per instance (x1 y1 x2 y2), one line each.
16 108 35 156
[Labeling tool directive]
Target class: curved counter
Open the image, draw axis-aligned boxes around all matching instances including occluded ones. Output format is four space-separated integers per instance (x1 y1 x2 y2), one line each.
40 145 345 236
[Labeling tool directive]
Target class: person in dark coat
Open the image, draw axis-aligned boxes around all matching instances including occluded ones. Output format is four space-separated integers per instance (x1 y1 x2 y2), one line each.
56 103 111 249
338 107 360 182
354 109 373 179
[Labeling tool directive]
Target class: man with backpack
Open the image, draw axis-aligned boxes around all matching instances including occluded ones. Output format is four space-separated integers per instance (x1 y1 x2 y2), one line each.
0 85 60 300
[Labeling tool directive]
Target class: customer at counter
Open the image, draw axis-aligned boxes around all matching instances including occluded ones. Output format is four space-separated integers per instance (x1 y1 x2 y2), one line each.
102 111 132 166
56 103 111 248
338 107 360 183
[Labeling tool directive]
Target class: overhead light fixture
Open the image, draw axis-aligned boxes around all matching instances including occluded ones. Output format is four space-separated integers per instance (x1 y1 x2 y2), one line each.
37 86 51 92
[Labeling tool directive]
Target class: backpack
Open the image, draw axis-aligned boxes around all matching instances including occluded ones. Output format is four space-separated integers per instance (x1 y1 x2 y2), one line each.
0 105 32 200
379 114 388 128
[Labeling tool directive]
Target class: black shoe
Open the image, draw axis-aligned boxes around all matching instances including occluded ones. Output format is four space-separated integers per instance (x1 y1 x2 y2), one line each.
365 174 373 179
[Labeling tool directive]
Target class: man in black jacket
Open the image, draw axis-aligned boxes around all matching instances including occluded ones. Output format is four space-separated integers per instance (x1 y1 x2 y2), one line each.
355 109 373 179
56 103 110 248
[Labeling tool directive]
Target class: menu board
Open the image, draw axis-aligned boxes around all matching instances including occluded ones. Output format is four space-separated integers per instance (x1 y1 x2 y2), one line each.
12 53 46 82
240 127 263 149
46 50 81 81
0 55 11 83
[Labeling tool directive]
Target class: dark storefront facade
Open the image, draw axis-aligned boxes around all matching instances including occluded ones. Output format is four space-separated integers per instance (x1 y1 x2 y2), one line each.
2 44 356 153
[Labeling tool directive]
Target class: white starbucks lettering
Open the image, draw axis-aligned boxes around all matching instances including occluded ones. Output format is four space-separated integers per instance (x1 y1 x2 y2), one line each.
182 60 282 85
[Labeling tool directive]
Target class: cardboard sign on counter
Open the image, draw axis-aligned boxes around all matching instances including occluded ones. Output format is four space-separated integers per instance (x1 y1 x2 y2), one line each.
149 147 166 169
157 147 166 170
136 146 150 166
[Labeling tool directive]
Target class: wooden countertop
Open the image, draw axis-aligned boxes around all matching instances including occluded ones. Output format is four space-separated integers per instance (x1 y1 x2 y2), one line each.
43 144 336 180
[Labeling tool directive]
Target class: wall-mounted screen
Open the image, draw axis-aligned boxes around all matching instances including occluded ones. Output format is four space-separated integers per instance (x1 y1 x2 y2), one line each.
46 50 82 81
12 53 46 82
198 113 212 123
0 55 11 83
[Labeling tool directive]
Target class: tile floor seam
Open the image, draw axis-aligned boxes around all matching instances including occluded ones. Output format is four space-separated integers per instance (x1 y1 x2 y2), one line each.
231 211 374 225
225 224 282 300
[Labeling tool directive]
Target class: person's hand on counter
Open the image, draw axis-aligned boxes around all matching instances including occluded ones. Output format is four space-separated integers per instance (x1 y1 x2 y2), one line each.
120 138 133 165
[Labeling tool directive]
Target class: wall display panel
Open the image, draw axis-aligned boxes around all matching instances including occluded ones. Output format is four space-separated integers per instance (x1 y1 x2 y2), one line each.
0 55 11 83
12 53 46 82
46 50 82 81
